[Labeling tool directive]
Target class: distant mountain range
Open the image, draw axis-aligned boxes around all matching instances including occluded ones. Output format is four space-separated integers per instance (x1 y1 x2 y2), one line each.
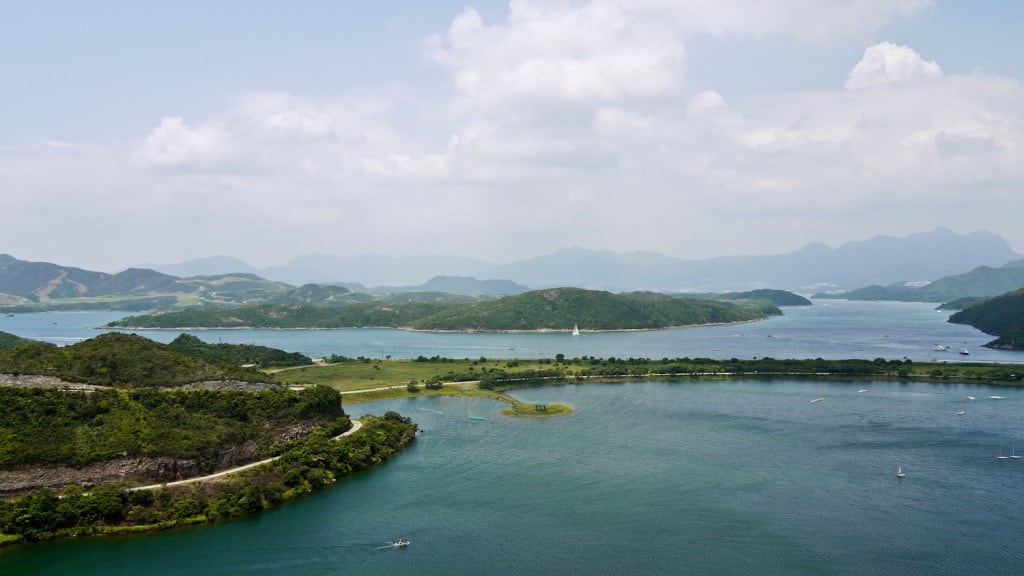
3 227 1019 313
148 227 1022 292
0 254 529 312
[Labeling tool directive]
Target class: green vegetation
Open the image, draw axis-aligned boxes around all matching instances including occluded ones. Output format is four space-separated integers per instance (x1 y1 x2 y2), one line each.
168 334 312 368
0 331 35 349
948 288 1024 350
0 333 275 387
936 296 986 310
0 413 416 544
815 264 1024 302
277 355 1024 393
109 288 777 331
0 386 344 470
687 289 812 307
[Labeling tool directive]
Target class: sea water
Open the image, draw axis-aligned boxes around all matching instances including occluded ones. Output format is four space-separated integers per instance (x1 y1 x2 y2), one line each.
4 380 1024 575
1 300 1021 364
3 302 1024 574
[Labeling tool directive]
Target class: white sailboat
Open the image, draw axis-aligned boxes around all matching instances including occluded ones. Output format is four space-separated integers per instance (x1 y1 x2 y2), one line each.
572 324 580 337
997 446 1009 460
1010 444 1021 460
895 466 906 479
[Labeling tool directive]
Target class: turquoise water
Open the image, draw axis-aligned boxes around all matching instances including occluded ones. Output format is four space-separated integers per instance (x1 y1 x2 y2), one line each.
4 380 1024 575
1 300 1021 363
3 302 1024 573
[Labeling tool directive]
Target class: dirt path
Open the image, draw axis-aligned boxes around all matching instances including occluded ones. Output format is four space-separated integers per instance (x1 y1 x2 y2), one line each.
128 419 363 492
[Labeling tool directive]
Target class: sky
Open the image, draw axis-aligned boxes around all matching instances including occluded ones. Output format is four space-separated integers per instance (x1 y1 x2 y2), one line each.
2 0 1024 272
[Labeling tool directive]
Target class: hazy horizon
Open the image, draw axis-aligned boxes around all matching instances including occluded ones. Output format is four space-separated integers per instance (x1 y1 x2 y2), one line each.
4 2 1024 271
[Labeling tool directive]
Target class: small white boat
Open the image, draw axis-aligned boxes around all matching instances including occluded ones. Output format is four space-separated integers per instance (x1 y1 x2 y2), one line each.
997 447 1010 460
959 348 970 355
990 396 1005 400
1011 445 1021 460
956 410 966 416
810 396 824 404
895 466 906 479
966 396 975 401
572 324 580 337
857 389 868 393
932 344 948 352
394 539 410 548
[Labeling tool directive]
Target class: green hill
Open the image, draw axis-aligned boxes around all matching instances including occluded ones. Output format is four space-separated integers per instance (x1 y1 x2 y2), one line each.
686 289 811 307
0 385 343 470
109 288 777 331
815 263 1024 302
948 288 1024 350
0 333 276 387
168 334 312 368
0 331 35 350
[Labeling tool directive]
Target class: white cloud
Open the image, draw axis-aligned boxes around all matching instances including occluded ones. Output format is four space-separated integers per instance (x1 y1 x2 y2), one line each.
133 117 226 167
431 2 686 115
361 152 449 181
6 1 1024 270
845 41 943 90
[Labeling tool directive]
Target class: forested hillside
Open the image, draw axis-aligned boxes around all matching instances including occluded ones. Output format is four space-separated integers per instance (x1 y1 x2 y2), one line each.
0 333 276 386
948 288 1024 350
168 334 312 368
109 288 777 331
0 385 343 471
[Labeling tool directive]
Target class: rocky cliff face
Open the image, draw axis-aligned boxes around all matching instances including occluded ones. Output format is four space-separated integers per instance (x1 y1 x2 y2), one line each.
0 456 202 497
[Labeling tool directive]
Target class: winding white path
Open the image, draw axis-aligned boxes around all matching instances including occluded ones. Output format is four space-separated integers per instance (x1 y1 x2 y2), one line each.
128 419 362 492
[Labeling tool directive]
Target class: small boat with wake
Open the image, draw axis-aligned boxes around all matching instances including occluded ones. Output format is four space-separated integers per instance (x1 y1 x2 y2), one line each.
394 539 410 548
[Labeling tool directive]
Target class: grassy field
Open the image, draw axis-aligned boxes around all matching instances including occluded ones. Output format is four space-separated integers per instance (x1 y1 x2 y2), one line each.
273 358 559 392
271 356 1021 421
275 357 1024 390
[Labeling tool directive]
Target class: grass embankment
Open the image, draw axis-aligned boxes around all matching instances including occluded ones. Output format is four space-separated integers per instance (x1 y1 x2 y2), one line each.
275 357 576 417
274 355 1024 412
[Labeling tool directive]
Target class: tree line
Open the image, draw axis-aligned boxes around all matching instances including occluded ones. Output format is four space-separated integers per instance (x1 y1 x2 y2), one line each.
0 413 417 544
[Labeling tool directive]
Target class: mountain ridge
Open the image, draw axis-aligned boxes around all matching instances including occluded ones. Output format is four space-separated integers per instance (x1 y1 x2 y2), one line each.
143 227 1023 292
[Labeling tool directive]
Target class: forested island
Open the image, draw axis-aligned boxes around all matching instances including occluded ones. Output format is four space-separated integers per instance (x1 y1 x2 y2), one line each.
108 287 781 331
949 287 1024 350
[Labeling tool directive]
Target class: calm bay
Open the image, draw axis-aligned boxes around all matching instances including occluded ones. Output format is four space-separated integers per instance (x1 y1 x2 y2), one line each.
2 300 1022 364
2 301 1023 574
